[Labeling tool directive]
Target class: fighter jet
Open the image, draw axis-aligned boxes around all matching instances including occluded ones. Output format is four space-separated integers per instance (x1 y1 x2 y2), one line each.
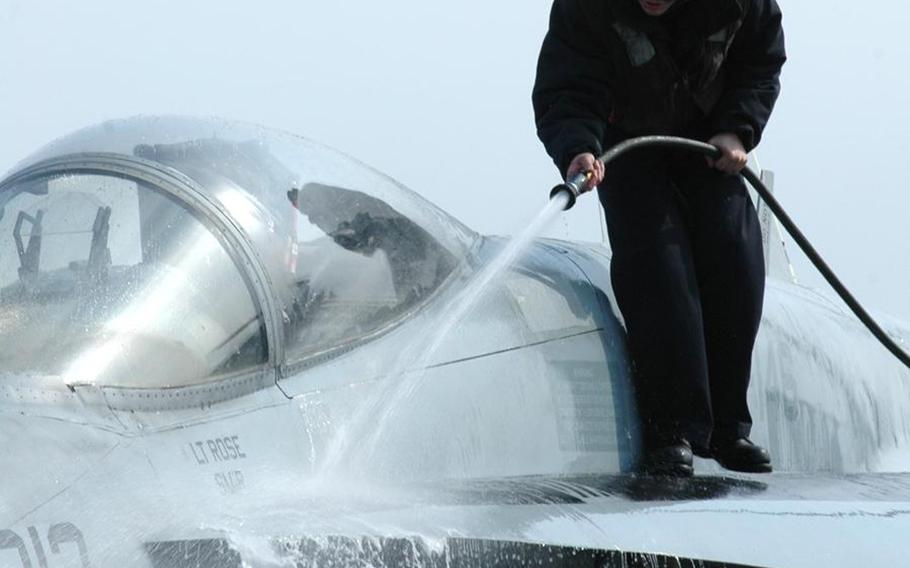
2 116 909 568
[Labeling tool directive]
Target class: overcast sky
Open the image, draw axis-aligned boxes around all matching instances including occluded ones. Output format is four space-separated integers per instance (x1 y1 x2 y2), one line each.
1 0 908 322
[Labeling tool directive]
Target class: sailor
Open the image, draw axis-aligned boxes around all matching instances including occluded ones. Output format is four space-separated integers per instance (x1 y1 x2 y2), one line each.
533 0 786 475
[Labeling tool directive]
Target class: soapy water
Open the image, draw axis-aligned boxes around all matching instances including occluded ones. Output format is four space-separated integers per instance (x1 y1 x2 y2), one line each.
317 192 572 477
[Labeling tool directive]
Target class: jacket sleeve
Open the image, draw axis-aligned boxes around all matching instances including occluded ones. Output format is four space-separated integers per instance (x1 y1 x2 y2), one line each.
709 0 786 152
532 0 613 178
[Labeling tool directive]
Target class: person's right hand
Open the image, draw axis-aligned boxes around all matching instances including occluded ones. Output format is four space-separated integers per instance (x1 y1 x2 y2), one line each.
567 153 605 192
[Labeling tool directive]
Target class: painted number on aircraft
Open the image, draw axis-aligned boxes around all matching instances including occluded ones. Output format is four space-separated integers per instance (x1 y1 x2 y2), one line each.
188 435 247 466
0 523 91 568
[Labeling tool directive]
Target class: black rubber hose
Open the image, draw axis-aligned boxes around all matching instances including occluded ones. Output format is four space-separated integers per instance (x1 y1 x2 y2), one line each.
587 135 910 370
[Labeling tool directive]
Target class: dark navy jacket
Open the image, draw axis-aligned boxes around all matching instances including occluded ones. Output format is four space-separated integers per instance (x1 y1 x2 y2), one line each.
532 0 786 176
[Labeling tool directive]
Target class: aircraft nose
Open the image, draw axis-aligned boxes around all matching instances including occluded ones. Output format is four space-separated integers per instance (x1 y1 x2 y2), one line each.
0 414 121 526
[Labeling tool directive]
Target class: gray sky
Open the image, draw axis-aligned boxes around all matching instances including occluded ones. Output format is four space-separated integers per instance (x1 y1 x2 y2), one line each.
2 0 908 322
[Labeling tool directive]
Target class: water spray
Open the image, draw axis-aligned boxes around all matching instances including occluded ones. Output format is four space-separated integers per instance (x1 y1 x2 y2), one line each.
550 135 910 370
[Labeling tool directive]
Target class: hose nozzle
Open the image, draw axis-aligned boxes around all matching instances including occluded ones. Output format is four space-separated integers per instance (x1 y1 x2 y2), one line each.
549 171 591 211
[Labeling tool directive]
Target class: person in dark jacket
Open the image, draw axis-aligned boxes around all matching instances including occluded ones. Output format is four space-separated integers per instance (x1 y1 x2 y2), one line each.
533 0 785 476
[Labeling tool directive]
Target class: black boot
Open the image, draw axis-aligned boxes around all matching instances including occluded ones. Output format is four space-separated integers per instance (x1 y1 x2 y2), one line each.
639 437 694 477
705 438 772 474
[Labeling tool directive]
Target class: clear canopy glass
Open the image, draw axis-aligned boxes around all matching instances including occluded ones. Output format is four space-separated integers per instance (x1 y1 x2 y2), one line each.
0 116 477 387
0 172 267 387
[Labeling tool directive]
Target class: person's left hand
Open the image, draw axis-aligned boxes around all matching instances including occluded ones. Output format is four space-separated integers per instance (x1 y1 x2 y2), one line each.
706 132 748 173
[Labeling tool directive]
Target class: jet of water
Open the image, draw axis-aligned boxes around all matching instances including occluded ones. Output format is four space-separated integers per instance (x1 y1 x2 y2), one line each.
318 192 571 476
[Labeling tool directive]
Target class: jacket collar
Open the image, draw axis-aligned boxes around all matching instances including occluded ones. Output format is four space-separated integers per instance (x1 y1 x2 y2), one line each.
613 0 744 35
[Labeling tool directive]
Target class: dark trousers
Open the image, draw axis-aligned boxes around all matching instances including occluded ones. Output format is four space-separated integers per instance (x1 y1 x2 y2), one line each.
598 146 765 448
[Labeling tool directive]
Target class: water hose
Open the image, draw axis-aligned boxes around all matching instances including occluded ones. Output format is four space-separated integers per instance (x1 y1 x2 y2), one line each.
550 135 910 370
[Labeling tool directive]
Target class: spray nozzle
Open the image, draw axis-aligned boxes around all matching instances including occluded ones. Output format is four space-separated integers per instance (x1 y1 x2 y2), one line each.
549 170 593 211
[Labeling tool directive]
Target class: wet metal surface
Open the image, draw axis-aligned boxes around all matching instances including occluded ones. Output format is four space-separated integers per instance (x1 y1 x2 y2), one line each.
147 537 765 568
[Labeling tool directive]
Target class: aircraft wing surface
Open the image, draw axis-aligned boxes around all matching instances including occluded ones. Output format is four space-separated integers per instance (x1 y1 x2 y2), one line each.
135 472 910 568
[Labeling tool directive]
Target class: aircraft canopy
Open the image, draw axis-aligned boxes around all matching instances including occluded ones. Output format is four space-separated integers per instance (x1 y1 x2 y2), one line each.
0 117 476 388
